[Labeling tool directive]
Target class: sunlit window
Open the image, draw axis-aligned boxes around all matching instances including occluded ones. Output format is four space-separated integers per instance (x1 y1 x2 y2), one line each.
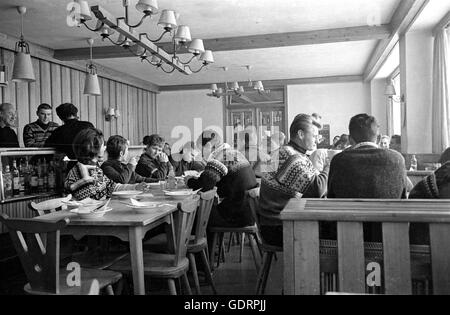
391 73 401 136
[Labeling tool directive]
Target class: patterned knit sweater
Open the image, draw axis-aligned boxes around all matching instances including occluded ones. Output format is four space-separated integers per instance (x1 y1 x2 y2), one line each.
259 141 328 226
23 121 59 148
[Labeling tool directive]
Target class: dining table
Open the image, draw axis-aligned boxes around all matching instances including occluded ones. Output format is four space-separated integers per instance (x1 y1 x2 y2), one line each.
34 187 193 295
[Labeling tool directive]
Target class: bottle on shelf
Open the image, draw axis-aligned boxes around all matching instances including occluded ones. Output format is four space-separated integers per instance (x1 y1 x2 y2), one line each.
18 158 25 196
410 155 418 171
167 168 176 189
42 159 48 192
3 164 12 198
12 160 20 197
30 162 39 193
23 157 31 194
48 161 56 191
37 159 44 193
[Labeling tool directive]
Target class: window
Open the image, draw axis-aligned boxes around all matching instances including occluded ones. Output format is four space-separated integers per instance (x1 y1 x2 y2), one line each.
391 72 402 136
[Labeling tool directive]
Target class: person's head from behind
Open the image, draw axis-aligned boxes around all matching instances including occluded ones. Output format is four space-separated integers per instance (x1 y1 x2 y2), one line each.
390 135 402 152
36 103 52 125
332 135 341 146
142 135 151 146
56 103 78 123
290 114 321 152
106 135 129 162
0 103 17 128
348 114 379 145
145 134 165 159
379 135 390 149
73 128 105 164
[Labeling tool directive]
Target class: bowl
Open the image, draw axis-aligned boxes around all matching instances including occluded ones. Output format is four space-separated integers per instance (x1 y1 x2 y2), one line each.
70 207 113 219
112 191 143 199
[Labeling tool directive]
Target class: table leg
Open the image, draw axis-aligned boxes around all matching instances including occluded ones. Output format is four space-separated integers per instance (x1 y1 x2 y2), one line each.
129 226 145 295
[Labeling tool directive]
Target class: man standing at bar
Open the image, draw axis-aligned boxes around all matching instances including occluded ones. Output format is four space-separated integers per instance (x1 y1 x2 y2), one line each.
23 103 59 147
0 103 19 148
45 103 94 167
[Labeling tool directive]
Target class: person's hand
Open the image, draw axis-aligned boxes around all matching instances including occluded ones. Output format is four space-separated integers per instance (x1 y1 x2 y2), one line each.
158 152 169 163
128 156 138 166
135 182 149 192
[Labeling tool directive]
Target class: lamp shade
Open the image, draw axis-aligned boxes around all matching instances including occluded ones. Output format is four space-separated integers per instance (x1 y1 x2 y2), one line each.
136 0 158 14
12 52 35 82
384 82 396 96
174 25 191 43
84 73 101 96
210 84 218 92
188 39 205 55
158 10 177 30
0 65 7 87
107 107 115 117
238 86 245 93
232 82 240 90
77 0 92 21
114 109 121 117
200 50 214 64
254 81 264 90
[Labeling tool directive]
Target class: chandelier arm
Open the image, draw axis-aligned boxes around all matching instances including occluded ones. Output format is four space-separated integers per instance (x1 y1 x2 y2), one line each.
123 4 151 29
127 46 147 58
104 35 127 46
140 31 170 43
176 54 197 65
160 64 176 74
144 57 162 67
186 64 207 74
82 21 105 32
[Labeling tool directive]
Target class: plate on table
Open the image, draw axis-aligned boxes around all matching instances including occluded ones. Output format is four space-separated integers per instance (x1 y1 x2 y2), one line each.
70 206 113 219
63 198 103 210
147 182 161 189
134 193 154 200
123 199 162 213
164 190 194 200
112 191 143 199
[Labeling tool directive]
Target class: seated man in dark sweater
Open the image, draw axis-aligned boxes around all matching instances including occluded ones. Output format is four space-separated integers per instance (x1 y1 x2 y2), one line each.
259 114 328 247
327 114 408 241
135 134 172 180
101 135 158 184
0 103 19 148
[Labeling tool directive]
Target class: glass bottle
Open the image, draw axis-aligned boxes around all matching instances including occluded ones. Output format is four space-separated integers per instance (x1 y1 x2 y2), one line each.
12 160 20 197
30 162 39 193
3 165 12 198
48 161 56 190
18 158 25 196
23 158 31 194
167 168 176 189
37 159 44 193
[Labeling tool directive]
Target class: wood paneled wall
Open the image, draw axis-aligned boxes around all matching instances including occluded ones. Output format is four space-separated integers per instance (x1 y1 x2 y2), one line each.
0 48 157 146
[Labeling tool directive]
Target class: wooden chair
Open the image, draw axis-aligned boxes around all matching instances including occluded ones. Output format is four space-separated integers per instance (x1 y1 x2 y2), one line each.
0 214 122 295
109 196 199 295
28 197 128 270
246 187 283 295
187 189 217 295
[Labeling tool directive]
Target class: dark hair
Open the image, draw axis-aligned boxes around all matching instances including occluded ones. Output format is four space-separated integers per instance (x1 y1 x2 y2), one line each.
37 103 52 112
146 134 165 147
289 114 321 139
56 103 78 122
73 128 104 164
349 114 379 144
334 134 350 149
106 135 128 160
440 148 450 164
142 136 151 146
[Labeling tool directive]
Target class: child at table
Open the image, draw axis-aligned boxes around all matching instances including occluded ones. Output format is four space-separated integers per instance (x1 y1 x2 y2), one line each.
65 128 147 200
101 135 158 184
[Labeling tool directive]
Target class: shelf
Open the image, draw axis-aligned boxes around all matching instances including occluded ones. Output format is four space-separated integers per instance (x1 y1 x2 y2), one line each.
1 192 63 204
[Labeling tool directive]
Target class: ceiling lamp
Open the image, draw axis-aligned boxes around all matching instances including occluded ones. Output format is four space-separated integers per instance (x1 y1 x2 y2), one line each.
384 80 404 103
12 6 35 83
83 39 101 96
77 1 213 75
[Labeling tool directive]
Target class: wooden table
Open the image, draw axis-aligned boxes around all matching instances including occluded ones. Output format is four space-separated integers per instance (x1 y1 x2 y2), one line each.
34 189 187 295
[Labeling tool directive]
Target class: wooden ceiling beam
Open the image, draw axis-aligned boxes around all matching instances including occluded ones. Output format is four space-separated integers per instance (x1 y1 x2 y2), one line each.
54 25 390 61
159 75 363 92
363 0 430 81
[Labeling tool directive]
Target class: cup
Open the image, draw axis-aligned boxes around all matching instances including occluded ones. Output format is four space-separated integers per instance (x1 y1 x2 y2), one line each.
160 181 167 190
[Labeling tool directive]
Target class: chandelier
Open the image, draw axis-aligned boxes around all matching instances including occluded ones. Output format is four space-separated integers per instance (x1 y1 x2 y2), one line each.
207 66 269 98
72 0 214 74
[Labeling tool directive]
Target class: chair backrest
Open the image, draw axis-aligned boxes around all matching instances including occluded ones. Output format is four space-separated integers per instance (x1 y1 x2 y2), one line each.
192 188 217 243
0 213 69 294
173 195 199 266
28 195 72 216
246 187 263 238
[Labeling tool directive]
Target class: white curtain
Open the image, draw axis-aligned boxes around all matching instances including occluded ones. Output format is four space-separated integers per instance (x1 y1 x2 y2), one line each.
432 28 450 153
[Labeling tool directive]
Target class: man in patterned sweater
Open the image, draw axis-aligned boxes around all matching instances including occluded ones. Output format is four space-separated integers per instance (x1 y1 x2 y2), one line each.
23 103 59 147
259 114 329 247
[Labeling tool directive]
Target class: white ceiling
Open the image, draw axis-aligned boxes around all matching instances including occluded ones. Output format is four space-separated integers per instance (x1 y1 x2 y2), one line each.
410 0 450 31
0 0 405 86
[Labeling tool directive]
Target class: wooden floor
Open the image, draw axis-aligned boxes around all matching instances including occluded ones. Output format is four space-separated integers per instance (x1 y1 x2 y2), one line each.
0 237 284 295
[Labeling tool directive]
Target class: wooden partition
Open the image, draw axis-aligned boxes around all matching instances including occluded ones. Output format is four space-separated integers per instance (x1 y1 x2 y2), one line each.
281 199 450 295
0 48 157 146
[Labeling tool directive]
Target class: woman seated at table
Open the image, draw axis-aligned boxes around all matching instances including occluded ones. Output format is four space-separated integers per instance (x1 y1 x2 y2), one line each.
101 135 158 184
135 134 173 180
65 128 147 200
171 141 205 177
186 131 258 229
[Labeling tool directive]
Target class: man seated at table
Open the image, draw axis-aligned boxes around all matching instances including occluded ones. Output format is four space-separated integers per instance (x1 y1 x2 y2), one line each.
0 103 19 148
23 103 59 148
258 114 329 247
101 135 158 184
327 114 408 241
135 134 172 180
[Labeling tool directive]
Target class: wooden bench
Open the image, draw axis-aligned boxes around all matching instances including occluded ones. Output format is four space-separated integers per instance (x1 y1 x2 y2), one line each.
281 199 450 295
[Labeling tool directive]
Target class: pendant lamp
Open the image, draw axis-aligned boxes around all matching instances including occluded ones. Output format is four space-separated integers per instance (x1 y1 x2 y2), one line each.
12 6 35 83
84 38 101 96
